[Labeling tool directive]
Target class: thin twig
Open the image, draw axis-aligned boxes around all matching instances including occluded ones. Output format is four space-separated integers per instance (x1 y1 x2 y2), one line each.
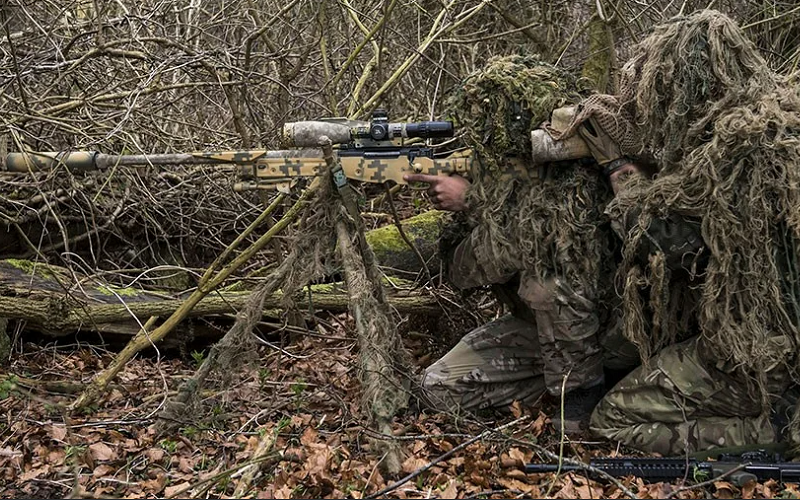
366 416 530 499
383 184 432 283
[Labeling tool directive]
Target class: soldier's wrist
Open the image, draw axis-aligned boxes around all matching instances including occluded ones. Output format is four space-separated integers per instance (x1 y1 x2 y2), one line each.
603 157 632 177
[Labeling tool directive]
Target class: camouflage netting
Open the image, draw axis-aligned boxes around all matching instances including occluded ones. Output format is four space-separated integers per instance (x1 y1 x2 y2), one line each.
588 11 800 408
444 55 615 295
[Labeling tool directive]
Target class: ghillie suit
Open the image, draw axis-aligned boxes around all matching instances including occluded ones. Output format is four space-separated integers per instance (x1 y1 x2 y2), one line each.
421 56 623 422
565 10 800 455
446 56 614 295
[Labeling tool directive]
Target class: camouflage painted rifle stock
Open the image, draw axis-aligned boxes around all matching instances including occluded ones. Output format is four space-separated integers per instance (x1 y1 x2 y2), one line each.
3 109 588 191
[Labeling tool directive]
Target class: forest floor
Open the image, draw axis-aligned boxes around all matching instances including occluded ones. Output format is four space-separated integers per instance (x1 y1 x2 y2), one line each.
1 317 796 499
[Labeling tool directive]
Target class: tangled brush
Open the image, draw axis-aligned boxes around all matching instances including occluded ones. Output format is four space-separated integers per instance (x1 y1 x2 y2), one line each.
0 165 265 287
603 10 800 405
444 55 615 295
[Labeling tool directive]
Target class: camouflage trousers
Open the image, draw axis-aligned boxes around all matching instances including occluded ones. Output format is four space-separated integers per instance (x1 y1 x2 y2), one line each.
419 277 620 413
590 337 791 456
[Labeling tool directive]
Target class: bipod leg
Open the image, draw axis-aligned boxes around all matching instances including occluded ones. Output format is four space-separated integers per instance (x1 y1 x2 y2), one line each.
322 139 410 475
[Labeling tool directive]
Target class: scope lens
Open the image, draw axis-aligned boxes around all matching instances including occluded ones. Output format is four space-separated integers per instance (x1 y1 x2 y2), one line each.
405 121 453 139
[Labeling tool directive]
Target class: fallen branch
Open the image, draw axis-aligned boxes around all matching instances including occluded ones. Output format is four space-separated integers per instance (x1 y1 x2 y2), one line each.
232 424 279 497
69 185 315 411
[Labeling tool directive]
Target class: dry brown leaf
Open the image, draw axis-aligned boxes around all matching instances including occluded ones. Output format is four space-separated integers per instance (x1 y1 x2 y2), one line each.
300 426 319 446
368 468 385 489
274 485 294 498
145 448 165 463
467 469 490 489
140 472 167 494
575 482 605 499
504 469 529 481
741 480 756 499
93 485 114 498
531 412 549 436
304 446 332 479
402 456 428 474
497 476 535 493
47 449 66 465
713 480 736 499
50 425 67 442
178 456 193 474
19 466 49 482
555 478 577 499
89 442 116 462
92 464 115 478
441 479 459 498
510 401 523 418
437 439 454 453
257 485 275 498
763 478 779 498
783 483 800 497
449 457 465 469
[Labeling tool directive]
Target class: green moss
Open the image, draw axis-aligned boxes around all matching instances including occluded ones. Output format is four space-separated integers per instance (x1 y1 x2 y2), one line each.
96 284 140 297
305 282 342 294
5 259 38 275
365 210 444 255
4 259 57 280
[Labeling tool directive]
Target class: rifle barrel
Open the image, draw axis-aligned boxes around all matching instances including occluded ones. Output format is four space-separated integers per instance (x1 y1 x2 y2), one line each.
4 150 288 172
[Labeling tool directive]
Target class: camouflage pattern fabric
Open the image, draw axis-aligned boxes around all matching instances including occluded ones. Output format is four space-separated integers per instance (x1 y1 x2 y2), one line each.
420 313 548 412
420 227 612 412
419 278 636 413
590 337 791 456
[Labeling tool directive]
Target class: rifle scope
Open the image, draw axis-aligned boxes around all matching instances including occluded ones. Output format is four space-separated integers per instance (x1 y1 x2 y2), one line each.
358 109 453 141
284 109 453 148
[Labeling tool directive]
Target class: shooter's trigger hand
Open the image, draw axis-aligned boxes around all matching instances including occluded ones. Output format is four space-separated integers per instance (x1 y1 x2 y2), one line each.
403 174 470 212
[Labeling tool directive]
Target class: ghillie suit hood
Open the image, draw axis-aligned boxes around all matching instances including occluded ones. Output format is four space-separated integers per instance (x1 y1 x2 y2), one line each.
578 11 800 406
445 55 614 295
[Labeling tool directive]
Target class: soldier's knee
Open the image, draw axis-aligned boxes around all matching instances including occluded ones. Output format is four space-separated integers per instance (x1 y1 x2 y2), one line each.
421 360 450 389
590 395 616 436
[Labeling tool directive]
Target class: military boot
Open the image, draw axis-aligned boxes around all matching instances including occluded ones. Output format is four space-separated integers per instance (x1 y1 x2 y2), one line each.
551 381 606 434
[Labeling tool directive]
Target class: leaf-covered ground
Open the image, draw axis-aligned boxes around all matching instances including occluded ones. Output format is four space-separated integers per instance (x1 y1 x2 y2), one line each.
0 324 796 499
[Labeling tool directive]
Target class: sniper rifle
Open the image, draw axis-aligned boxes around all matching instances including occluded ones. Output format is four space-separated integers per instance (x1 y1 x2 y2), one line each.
2 108 589 191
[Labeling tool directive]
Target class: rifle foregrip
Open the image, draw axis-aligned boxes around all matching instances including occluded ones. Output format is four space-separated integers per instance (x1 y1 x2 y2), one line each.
525 458 707 482
530 130 591 165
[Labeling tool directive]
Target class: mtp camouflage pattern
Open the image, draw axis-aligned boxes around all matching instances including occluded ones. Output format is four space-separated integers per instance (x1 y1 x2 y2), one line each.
420 228 625 413
591 337 791 456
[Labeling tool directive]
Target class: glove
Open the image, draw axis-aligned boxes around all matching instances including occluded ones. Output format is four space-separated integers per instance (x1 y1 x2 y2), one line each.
577 115 630 177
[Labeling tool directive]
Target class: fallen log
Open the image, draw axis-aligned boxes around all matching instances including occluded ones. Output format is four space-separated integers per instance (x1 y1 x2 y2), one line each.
0 260 440 336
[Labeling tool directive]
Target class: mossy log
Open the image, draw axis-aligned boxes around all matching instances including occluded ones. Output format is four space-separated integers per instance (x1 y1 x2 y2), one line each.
366 210 445 275
0 260 440 336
